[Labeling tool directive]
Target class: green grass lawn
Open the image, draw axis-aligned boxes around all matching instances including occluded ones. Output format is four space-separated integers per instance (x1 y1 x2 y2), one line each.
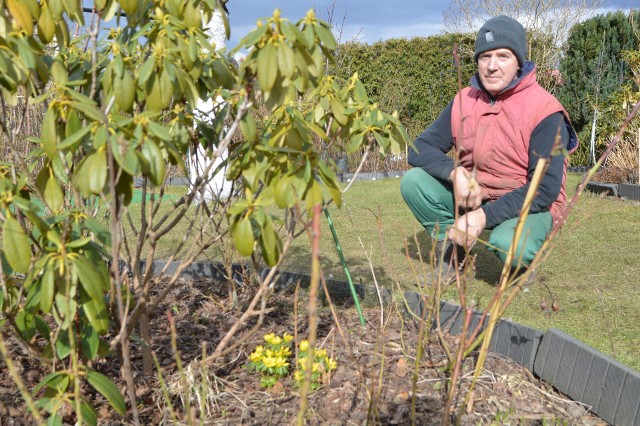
277 173 640 371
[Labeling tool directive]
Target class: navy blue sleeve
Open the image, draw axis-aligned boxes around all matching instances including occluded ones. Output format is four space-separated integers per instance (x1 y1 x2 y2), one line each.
407 101 456 181
481 112 569 229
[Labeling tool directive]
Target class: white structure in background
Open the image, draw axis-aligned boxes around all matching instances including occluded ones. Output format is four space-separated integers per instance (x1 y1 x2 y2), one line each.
189 7 232 201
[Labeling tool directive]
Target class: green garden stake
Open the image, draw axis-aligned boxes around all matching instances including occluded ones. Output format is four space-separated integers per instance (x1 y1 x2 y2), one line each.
323 206 366 327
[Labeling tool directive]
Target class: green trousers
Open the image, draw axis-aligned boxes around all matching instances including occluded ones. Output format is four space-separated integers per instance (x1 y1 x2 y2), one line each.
400 168 552 269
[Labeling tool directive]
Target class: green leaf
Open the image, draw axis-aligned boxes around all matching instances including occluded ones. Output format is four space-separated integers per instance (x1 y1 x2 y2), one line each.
347 131 365 154
37 2 56 44
319 160 342 207
137 56 155 86
160 68 174 107
277 43 295 79
41 107 58 159
305 179 323 210
86 371 126 415
80 400 98 426
35 315 51 340
44 170 64 212
81 323 100 361
113 69 135 112
59 125 91 151
46 370 70 394
50 59 68 84
7 0 34 35
72 255 108 302
3 215 31 273
102 0 118 21
147 121 172 142
40 267 55 314
54 292 77 328
331 97 348 126
274 176 294 208
115 172 133 206
25 279 41 310
145 73 166 111
257 41 278 93
315 23 337 50
80 292 109 334
354 79 368 103
15 310 36 340
141 140 166 186
259 217 280 267
240 113 257 142
55 326 72 360
54 17 69 46
237 23 268 49
65 108 82 137
304 120 327 140
36 165 63 212
46 229 62 247
33 372 66 394
86 150 107 194
111 139 140 176
303 25 315 49
233 216 254 256
68 101 103 123
65 236 92 249
313 102 325 122
373 131 389 153
84 217 111 246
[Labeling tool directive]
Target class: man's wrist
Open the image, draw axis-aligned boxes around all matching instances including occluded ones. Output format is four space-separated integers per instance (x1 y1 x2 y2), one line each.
448 166 461 182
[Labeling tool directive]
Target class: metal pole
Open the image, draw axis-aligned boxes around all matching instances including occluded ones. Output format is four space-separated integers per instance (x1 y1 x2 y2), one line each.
323 206 366 326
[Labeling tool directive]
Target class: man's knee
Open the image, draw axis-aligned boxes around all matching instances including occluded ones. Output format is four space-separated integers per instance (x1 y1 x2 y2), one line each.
489 227 540 267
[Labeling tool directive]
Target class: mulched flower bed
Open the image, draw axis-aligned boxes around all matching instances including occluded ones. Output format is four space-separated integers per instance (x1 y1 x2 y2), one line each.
1 276 607 425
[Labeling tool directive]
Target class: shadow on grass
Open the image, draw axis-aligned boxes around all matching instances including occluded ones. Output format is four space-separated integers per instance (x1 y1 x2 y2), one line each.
284 244 391 284
280 244 393 306
402 230 504 285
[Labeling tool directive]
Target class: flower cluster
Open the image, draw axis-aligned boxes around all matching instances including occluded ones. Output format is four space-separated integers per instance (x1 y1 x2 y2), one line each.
247 332 293 388
294 339 338 390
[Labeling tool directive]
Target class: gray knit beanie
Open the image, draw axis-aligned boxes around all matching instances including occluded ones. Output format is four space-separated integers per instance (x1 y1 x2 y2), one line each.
474 15 527 66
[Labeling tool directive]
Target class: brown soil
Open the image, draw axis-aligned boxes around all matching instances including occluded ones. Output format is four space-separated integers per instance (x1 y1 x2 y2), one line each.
592 166 636 184
1 277 607 425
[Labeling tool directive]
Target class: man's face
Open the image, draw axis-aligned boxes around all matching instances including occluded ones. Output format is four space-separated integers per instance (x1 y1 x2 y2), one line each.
477 48 520 97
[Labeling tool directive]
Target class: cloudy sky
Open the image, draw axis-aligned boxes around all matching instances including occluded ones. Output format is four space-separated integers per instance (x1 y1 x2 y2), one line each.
223 0 635 50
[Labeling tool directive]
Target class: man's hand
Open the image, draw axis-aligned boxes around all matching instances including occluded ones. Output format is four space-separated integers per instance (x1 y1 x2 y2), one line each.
448 208 486 249
449 166 482 210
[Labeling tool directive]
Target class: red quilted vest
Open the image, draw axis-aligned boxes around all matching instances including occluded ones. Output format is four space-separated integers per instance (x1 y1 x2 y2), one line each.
451 67 575 225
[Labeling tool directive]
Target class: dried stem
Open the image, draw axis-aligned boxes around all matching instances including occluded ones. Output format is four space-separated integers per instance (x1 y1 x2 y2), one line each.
297 203 323 425
0 332 45 424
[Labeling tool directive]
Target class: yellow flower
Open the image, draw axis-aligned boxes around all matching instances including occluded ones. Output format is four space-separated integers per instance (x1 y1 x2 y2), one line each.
276 347 291 357
327 357 338 370
312 362 320 373
275 357 288 368
249 351 262 363
263 357 277 368
294 371 304 381
316 348 327 358
265 349 274 358
271 335 283 345
283 333 293 342
254 345 264 354
298 357 308 370
299 340 309 352
263 333 275 344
